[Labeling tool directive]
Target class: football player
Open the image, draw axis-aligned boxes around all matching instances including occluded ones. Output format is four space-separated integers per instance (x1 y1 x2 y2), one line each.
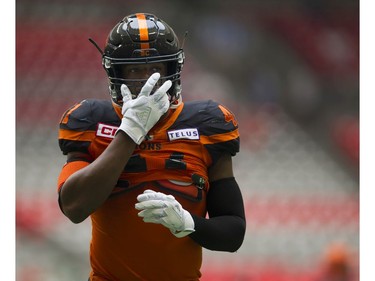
57 13 246 281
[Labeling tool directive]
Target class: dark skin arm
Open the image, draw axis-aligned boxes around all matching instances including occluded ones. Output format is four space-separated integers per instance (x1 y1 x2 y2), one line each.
60 107 172 224
60 131 136 223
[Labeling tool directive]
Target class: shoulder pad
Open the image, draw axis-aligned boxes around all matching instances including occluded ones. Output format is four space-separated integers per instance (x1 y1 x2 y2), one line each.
59 99 116 131
176 100 240 163
180 100 239 135
58 99 118 155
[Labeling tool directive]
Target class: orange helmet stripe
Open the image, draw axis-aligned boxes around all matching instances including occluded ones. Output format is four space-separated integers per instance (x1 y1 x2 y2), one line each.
136 13 150 50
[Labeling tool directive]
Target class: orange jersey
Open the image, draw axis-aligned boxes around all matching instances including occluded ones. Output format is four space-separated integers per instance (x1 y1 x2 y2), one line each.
57 99 240 280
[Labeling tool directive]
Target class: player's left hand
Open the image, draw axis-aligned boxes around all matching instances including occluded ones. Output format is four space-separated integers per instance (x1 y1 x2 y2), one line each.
135 189 195 238
118 73 171 144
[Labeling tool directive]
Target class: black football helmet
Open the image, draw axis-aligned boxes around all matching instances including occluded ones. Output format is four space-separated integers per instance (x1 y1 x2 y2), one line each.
101 13 184 107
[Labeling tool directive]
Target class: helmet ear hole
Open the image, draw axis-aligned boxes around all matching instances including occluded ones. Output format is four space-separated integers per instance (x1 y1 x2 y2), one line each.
101 13 184 106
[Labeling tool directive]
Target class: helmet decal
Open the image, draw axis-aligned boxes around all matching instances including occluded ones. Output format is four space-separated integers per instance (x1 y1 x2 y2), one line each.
135 13 151 53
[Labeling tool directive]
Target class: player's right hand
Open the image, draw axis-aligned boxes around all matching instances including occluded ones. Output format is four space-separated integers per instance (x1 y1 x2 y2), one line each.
135 189 195 238
117 73 171 144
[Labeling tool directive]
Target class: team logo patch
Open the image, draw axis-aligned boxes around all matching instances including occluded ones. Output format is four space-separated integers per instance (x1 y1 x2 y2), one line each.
167 128 199 141
96 123 118 139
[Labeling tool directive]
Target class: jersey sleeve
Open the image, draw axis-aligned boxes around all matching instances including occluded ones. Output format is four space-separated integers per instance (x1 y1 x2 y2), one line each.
58 99 97 155
199 100 240 165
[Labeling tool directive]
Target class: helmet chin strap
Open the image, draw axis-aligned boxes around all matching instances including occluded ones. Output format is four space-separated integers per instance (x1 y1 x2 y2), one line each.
170 94 182 109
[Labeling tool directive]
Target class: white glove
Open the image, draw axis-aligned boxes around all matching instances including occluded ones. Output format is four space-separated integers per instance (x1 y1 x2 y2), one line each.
117 73 171 144
135 189 195 238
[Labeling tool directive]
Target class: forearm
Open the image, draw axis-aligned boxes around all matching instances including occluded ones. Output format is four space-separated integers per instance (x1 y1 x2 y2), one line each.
60 131 136 223
189 177 246 252
190 215 246 252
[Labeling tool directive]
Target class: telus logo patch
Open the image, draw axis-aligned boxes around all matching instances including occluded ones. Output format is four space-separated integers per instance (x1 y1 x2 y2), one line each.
167 128 199 141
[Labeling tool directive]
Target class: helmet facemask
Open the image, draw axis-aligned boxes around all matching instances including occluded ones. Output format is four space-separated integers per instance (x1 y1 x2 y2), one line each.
103 51 184 107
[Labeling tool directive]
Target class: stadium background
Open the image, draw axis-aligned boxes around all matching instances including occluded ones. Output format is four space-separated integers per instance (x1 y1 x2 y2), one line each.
16 0 359 280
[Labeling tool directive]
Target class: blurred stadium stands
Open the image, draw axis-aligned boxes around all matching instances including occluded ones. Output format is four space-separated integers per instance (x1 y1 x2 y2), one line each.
16 0 359 280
